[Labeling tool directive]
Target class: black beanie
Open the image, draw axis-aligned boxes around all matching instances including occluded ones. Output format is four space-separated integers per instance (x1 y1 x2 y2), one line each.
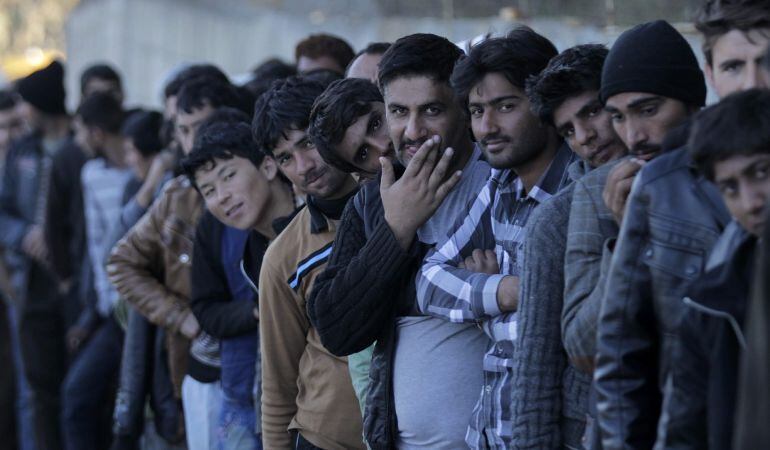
16 60 67 115
600 20 706 107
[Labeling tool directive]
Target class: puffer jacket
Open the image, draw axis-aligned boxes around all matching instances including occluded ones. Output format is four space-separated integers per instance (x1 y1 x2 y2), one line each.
107 175 203 395
595 147 731 450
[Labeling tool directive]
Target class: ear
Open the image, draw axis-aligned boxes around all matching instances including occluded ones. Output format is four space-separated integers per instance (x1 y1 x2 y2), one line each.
704 62 716 92
259 156 279 181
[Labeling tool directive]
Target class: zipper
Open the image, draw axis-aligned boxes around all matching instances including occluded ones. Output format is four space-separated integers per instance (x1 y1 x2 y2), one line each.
240 259 259 296
682 296 746 349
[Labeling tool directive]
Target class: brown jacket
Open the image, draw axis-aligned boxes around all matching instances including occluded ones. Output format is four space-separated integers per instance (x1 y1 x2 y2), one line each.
107 175 203 395
257 204 364 450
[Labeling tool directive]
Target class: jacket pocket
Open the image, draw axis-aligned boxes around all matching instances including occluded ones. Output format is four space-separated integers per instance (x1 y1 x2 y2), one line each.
641 240 704 281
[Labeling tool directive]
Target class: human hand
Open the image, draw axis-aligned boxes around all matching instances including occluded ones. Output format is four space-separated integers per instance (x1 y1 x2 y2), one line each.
603 158 646 225
179 313 200 339
496 276 519 313
66 325 90 354
21 225 47 263
462 249 499 274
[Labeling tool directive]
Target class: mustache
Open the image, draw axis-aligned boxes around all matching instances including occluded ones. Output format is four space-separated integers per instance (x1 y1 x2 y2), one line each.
480 133 512 147
630 142 660 156
398 137 428 153
302 167 326 186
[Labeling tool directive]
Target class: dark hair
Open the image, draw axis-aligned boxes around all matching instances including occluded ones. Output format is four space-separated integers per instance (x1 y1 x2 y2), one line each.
690 88 770 180
176 77 241 114
80 63 122 95
452 27 558 107
301 68 343 88
695 0 770 65
526 44 609 125
295 34 355 73
252 76 327 156
163 64 230 99
0 90 18 111
308 78 383 173
182 118 266 185
122 110 163 157
76 92 124 133
378 33 463 90
245 58 297 99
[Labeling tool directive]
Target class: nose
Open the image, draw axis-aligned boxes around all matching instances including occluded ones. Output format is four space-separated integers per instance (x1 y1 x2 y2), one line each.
574 123 596 148
294 150 316 176
741 185 766 216
217 186 231 206
371 134 393 157
477 110 499 138
404 113 426 142
624 118 648 152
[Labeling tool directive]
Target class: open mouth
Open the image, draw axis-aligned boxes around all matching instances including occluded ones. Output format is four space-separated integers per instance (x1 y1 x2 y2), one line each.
226 202 243 218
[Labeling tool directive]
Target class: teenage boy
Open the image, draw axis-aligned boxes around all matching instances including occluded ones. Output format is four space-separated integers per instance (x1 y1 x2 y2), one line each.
669 88 770 449
62 92 132 450
250 76 363 450
594 13 770 448
307 33 491 449
416 29 574 449
508 43 627 449
182 119 296 449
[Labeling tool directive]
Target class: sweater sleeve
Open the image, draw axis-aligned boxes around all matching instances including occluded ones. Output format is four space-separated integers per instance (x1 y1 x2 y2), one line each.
259 247 310 450
190 214 258 338
510 196 569 449
306 198 417 356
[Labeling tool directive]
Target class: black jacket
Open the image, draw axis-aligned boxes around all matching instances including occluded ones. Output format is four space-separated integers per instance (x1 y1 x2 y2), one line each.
661 222 754 449
307 167 427 450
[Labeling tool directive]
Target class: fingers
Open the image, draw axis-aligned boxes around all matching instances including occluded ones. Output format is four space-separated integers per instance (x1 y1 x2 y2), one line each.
380 157 395 190
404 136 439 177
427 147 454 190
434 170 463 205
483 249 497 262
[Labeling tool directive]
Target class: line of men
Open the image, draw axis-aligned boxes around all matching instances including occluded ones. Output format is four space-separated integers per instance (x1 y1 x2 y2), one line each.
1 2 770 449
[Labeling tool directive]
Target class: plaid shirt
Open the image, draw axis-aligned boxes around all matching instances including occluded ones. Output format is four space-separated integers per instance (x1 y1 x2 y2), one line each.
416 144 576 449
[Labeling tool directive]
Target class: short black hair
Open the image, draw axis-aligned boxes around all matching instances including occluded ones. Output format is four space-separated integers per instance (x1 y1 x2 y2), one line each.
695 0 770 66
76 92 124 134
0 90 18 111
690 88 770 180
308 78 383 173
377 33 463 90
252 76 327 156
295 34 355 72
122 110 163 157
163 64 230 99
452 27 558 107
176 77 241 114
245 58 297 100
526 44 609 125
80 63 122 96
182 109 264 185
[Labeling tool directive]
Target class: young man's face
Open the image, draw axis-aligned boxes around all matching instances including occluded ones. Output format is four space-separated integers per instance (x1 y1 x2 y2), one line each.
0 106 26 152
335 101 394 177
713 153 770 237
552 90 627 168
383 75 468 166
176 103 216 155
706 28 770 99
195 155 276 230
273 128 353 199
468 72 549 170
605 92 691 160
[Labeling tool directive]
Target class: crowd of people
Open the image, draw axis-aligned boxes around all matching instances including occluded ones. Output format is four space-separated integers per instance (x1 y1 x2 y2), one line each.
1 1 769 449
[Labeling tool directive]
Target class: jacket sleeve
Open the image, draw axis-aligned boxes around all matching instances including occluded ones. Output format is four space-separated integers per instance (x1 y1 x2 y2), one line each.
511 198 568 449
307 199 417 356
189 215 258 338
562 179 613 372
258 247 309 450
595 181 661 450
0 147 31 250
106 192 193 334
415 183 503 322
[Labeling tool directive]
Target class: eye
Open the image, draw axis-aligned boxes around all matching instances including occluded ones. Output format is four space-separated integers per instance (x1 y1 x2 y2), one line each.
371 117 382 131
588 105 602 118
425 106 442 116
640 105 658 116
278 154 292 165
304 140 315 149
224 170 236 180
389 106 407 117
723 61 743 73
469 106 483 118
751 163 770 180
611 112 624 122
562 126 575 138
498 103 514 113
720 184 738 198
202 188 215 198
356 146 369 163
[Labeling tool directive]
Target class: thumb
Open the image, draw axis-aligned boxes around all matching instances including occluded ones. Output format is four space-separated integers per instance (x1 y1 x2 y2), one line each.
380 157 395 189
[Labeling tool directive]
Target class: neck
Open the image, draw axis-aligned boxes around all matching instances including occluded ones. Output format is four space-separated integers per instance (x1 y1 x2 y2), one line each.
101 135 127 168
515 130 561 193
253 183 295 239
325 175 359 201
39 115 70 142
446 134 475 178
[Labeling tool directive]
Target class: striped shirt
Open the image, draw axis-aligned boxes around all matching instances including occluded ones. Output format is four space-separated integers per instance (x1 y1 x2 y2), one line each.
416 144 576 448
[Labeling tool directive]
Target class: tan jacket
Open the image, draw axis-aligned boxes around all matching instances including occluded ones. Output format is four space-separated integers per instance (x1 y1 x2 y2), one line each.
258 204 364 450
107 175 203 395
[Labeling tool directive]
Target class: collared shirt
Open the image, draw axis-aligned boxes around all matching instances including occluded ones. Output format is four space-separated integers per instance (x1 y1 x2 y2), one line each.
416 144 577 448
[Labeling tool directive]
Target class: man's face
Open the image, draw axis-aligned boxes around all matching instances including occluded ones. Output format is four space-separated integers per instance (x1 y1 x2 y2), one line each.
196 155 275 230
553 90 627 168
713 153 770 237
0 107 27 152
83 77 124 104
73 116 98 154
605 92 691 160
335 101 394 177
347 53 383 82
273 128 353 199
383 75 468 166
468 72 548 170
176 103 216 155
706 28 770 98
297 55 344 74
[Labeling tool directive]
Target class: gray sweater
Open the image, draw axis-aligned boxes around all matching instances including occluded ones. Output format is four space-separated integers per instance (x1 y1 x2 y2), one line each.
510 163 591 449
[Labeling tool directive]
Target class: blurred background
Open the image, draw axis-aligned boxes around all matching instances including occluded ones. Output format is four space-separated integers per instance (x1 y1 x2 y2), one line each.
0 0 706 109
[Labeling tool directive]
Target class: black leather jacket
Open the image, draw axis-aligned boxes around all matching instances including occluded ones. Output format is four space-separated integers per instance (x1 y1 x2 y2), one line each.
595 147 731 449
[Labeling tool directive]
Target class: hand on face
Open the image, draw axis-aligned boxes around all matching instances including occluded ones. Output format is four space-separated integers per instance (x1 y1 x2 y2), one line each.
603 158 646 224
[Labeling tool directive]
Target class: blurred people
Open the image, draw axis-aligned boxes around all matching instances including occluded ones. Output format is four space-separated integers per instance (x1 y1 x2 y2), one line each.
345 42 391 81
295 34 355 75
80 63 124 104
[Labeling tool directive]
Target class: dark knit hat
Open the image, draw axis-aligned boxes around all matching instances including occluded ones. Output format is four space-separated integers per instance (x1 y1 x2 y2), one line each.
16 60 67 115
600 20 706 107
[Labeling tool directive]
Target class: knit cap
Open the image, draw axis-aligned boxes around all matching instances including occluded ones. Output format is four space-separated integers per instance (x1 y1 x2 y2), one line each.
600 20 706 107
16 60 67 115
